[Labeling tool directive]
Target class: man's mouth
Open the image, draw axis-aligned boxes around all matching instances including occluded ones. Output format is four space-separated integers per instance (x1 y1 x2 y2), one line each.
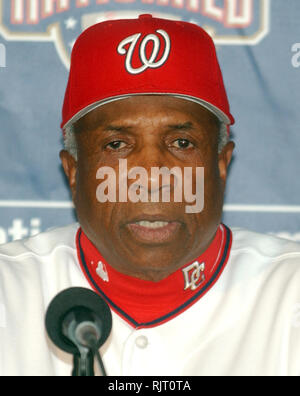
126 220 181 244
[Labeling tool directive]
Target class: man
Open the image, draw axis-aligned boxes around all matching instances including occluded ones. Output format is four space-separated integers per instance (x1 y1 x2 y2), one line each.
0 14 299 376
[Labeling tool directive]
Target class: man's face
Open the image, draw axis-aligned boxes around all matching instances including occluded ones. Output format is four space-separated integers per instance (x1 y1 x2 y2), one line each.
61 96 234 281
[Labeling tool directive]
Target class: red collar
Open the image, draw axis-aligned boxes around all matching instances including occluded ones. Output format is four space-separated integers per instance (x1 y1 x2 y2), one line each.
76 224 232 329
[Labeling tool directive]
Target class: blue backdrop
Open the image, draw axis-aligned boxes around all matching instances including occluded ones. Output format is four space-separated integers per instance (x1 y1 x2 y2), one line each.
0 0 299 245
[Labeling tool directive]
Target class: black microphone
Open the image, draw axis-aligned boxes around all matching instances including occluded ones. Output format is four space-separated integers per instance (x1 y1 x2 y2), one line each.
45 287 112 376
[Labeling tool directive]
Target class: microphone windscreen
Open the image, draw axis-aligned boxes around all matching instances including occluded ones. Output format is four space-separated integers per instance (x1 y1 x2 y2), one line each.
45 287 112 354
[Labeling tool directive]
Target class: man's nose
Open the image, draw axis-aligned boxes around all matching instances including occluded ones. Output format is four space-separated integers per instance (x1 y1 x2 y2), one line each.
127 146 181 196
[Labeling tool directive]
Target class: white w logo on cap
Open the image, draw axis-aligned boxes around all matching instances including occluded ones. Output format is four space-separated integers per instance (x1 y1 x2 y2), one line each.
117 30 171 75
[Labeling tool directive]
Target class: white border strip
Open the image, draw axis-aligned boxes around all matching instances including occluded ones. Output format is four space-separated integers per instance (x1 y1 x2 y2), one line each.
224 205 300 213
0 201 74 209
0 201 299 213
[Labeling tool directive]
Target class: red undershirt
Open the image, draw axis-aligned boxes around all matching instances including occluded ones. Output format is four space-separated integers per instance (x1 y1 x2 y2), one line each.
76 224 232 329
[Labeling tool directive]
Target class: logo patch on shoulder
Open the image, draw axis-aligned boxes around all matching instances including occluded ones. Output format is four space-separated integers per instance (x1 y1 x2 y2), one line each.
182 261 205 291
96 261 109 283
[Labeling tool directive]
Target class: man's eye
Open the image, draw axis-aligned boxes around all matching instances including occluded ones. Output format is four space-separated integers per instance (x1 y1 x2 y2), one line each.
105 141 126 150
172 139 194 149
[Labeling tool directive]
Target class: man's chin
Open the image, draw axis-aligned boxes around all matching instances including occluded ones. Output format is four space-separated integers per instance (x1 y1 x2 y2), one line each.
115 231 189 281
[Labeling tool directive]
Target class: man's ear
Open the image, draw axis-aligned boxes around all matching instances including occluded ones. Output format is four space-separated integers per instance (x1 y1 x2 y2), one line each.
218 141 235 187
60 150 77 201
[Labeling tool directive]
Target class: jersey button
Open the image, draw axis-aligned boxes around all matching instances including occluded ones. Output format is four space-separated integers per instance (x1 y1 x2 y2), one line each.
135 335 148 349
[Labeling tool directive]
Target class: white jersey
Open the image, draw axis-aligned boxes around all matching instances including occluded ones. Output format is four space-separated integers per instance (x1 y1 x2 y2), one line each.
0 223 300 376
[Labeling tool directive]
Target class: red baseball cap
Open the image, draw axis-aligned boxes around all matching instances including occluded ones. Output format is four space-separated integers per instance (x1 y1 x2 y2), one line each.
61 14 234 132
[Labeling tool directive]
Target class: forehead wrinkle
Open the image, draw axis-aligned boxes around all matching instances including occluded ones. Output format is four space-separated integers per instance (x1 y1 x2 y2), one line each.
104 125 134 133
166 121 195 131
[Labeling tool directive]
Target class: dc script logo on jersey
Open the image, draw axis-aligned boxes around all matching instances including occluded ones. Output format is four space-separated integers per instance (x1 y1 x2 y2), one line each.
0 0 270 69
182 261 205 291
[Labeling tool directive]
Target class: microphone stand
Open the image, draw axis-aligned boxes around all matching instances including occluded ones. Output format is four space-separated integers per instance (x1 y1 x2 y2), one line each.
71 334 107 376
72 347 95 377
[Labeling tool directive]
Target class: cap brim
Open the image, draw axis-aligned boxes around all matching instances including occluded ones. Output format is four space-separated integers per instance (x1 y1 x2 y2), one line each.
62 93 233 130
